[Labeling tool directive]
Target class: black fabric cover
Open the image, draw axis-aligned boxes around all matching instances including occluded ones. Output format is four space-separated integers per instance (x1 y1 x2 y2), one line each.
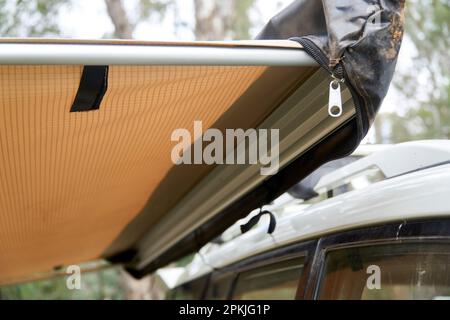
257 0 405 140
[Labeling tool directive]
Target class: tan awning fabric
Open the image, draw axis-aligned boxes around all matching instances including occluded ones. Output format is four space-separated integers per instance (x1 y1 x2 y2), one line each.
0 61 317 284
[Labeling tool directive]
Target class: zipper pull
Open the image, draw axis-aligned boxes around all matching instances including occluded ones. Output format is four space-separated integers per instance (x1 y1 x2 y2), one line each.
328 79 343 118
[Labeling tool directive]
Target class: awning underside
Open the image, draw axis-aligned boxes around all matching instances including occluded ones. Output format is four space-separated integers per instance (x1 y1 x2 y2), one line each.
0 60 317 284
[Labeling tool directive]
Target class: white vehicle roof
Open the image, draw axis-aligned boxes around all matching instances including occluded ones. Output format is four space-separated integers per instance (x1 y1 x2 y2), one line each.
162 140 450 289
316 140 450 192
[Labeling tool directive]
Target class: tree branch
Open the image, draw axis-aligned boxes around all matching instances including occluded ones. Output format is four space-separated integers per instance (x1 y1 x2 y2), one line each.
104 0 134 39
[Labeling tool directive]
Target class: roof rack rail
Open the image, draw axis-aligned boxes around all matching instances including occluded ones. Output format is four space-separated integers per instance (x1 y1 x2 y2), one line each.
315 140 450 193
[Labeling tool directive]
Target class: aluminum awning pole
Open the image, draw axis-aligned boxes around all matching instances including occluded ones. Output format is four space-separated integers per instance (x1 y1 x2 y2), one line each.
0 43 317 66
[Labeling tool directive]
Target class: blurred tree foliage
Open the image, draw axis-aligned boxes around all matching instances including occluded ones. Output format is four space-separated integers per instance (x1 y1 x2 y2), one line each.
104 0 255 40
232 0 255 39
376 0 450 143
0 268 125 300
193 0 255 40
104 0 172 39
0 0 257 39
0 0 69 36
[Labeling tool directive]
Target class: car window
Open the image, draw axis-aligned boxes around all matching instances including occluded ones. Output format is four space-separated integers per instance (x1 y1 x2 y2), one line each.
232 257 305 300
318 242 450 300
170 276 207 300
205 275 235 300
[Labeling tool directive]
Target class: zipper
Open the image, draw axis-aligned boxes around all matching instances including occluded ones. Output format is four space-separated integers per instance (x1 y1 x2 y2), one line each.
328 78 343 117
291 37 345 118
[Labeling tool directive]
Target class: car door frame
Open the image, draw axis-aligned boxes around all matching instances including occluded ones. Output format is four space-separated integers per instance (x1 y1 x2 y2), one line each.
203 239 318 300
304 218 450 300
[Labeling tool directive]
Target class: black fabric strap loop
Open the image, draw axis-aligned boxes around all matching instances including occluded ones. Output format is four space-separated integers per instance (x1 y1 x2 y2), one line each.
240 210 277 235
71 66 109 112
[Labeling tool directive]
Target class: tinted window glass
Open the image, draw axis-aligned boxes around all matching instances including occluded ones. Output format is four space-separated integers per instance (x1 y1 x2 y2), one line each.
319 242 450 300
205 275 234 300
170 276 207 300
233 257 305 300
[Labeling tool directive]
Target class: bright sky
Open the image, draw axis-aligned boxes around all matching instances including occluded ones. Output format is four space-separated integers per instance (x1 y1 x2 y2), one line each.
58 0 413 143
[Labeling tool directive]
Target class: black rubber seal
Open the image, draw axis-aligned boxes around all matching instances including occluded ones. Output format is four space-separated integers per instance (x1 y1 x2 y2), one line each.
71 66 109 112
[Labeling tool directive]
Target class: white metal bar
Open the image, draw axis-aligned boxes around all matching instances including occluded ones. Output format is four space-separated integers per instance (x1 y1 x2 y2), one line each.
0 43 317 66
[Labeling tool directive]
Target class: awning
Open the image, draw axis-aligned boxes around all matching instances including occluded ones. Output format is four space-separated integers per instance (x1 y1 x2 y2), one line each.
0 39 334 284
0 0 405 284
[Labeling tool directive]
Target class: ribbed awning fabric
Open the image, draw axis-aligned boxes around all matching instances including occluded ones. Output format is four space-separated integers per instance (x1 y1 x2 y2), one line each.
0 41 317 284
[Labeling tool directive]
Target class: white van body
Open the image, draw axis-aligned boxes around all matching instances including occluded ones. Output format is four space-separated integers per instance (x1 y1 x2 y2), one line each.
160 140 450 299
